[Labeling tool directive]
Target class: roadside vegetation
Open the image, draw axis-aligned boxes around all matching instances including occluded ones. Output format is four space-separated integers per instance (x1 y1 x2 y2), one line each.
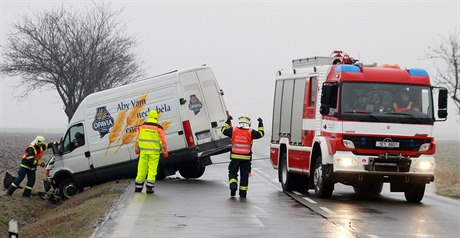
434 140 460 198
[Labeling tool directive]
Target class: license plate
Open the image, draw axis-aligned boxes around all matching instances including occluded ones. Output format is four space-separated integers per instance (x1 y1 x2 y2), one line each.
376 141 400 148
196 131 211 140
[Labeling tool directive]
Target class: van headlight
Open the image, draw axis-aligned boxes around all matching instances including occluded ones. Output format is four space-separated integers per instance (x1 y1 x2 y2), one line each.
416 161 434 170
343 139 355 149
419 143 431 152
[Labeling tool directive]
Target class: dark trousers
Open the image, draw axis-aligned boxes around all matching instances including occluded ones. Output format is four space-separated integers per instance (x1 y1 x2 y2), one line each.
7 160 37 197
228 159 251 193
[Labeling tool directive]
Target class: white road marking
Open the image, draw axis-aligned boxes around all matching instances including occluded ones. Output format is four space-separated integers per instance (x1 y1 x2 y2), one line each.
320 206 337 216
302 197 317 204
273 179 279 183
292 191 302 196
367 235 380 238
250 215 265 227
253 172 282 192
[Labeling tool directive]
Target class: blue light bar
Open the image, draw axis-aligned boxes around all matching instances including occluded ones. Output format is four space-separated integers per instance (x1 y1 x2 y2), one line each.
408 68 429 76
335 65 361 73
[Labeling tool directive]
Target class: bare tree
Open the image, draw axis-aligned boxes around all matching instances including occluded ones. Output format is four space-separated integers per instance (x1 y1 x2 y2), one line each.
426 31 460 116
0 4 143 121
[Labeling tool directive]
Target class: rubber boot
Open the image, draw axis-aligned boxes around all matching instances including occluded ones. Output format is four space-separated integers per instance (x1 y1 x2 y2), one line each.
230 183 237 197
146 186 154 194
6 186 16 196
239 190 247 198
135 181 144 193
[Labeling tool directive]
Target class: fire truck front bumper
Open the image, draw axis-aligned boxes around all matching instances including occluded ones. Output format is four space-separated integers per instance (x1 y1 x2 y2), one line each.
331 151 435 183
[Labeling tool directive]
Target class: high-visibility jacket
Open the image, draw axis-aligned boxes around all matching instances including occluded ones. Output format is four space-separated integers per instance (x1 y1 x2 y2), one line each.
231 128 253 155
393 101 413 112
23 145 44 160
137 122 168 154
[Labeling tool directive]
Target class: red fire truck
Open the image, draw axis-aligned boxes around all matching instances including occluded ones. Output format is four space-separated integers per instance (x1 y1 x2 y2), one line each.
270 51 448 202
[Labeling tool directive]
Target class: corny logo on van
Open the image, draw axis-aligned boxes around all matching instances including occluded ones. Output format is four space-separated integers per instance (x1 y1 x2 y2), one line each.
92 106 115 138
189 94 203 115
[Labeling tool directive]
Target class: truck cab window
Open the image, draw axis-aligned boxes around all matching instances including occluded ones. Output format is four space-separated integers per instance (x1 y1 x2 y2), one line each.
63 123 85 153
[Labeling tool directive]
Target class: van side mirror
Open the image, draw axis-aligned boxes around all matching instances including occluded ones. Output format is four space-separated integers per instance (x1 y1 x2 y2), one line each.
438 88 448 119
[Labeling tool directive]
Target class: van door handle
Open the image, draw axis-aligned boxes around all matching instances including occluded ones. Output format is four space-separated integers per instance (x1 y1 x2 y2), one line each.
85 151 91 158
211 121 218 128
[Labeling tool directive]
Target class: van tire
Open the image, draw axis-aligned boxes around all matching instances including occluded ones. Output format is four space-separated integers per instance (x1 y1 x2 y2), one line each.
59 179 79 199
179 165 205 179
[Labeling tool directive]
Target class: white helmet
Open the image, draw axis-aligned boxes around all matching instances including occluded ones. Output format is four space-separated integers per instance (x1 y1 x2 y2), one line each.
32 135 46 145
238 113 251 128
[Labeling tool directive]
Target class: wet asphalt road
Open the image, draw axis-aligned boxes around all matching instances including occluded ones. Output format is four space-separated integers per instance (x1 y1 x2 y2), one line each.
93 139 460 238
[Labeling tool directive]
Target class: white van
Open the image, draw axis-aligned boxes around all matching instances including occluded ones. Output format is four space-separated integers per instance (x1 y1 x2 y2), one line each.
45 65 231 198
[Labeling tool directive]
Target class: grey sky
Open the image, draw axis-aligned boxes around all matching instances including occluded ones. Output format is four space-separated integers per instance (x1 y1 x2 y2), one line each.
1 0 459 139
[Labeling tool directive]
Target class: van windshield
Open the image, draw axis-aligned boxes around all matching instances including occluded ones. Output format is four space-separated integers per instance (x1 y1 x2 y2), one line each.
339 82 434 124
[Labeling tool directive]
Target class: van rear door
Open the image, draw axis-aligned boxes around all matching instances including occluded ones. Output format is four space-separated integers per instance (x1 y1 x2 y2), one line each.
196 69 228 141
179 71 213 145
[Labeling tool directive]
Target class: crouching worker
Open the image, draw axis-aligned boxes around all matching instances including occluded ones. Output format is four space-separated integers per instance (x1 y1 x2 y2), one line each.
6 135 58 197
135 109 168 194
221 114 264 198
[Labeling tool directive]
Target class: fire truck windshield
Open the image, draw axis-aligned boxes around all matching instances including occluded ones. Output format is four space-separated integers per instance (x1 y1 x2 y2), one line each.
339 82 434 124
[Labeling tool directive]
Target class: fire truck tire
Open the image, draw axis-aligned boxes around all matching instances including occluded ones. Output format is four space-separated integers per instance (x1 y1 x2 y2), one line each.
353 182 383 195
279 153 295 192
179 165 205 179
313 156 334 198
58 178 80 199
404 183 425 203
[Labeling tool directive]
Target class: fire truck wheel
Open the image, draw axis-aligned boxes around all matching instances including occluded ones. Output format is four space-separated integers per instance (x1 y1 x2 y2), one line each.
59 178 80 199
353 182 383 196
279 153 295 192
313 156 334 198
404 183 425 203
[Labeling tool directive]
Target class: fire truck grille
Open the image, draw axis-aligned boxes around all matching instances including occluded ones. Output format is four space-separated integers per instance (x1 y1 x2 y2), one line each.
343 136 431 151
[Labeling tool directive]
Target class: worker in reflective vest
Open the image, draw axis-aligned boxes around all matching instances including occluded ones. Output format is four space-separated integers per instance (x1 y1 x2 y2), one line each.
221 113 264 198
393 90 415 112
6 135 57 197
135 110 168 194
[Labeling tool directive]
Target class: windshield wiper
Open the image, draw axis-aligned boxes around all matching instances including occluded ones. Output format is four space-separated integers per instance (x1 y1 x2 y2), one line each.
342 111 381 122
384 112 423 123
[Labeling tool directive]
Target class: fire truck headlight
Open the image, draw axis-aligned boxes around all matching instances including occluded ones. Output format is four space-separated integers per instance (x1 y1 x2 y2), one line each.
419 143 431 152
416 161 434 171
337 158 357 167
342 139 355 149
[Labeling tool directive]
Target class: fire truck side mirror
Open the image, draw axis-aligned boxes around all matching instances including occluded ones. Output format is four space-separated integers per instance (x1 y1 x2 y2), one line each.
437 88 448 119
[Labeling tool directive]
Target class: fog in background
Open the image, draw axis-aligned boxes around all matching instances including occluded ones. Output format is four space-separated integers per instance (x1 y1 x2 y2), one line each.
1 0 459 140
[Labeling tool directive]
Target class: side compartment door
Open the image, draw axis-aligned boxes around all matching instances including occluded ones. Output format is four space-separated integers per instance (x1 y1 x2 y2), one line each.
179 71 213 144
195 69 228 140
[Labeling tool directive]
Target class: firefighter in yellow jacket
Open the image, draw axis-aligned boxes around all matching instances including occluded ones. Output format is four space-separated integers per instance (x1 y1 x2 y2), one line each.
6 136 57 197
221 113 264 198
135 110 168 193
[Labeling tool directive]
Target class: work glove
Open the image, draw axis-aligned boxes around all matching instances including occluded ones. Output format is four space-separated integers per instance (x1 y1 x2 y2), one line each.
163 152 169 158
226 115 233 124
257 117 263 126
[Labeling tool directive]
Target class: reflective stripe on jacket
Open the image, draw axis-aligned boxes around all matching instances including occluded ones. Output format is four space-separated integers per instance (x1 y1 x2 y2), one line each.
231 127 253 158
137 123 168 154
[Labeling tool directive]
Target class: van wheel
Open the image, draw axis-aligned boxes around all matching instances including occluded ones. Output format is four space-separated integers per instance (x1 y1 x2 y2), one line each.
313 156 334 198
279 153 295 192
404 183 425 203
179 165 206 179
156 165 166 180
59 179 79 199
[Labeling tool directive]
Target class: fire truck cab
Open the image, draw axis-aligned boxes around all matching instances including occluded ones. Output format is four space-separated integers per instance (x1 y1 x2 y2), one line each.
270 51 448 202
